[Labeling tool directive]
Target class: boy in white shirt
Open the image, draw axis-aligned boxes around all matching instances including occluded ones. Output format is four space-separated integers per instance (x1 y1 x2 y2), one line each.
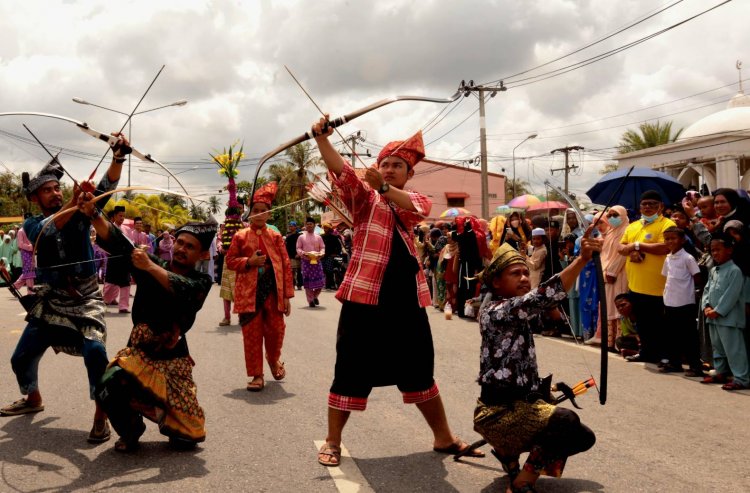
523 228 547 288
661 226 703 375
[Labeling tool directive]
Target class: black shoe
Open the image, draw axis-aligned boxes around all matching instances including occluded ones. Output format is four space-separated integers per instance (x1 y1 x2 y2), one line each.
625 353 644 363
658 364 683 373
309 302 316 308
314 298 319 306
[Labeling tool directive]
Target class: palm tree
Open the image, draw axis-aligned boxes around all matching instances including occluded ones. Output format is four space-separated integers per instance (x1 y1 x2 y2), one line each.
207 196 220 215
618 120 683 154
281 142 323 209
189 204 206 221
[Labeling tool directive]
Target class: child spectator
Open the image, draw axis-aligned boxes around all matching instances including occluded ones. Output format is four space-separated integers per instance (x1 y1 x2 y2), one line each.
614 293 640 357
700 234 749 390
524 228 547 288
670 210 701 258
660 226 703 375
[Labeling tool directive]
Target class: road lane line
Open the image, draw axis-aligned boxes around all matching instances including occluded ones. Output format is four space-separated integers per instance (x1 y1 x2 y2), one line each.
314 440 376 493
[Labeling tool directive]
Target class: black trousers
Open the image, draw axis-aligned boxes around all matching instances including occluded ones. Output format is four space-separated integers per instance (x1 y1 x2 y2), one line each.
629 291 666 362
665 304 702 369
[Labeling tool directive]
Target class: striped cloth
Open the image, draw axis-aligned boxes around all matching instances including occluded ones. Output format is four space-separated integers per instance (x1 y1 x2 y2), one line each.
332 163 432 307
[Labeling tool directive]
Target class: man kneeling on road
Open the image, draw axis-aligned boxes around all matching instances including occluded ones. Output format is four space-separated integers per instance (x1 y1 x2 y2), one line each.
85 189 215 452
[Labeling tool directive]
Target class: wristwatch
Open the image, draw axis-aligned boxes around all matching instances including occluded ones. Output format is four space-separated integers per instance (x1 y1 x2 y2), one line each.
378 182 390 194
634 242 640 251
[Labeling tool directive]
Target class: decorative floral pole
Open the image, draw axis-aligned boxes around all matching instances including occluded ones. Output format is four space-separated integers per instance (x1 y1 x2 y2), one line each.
211 143 245 250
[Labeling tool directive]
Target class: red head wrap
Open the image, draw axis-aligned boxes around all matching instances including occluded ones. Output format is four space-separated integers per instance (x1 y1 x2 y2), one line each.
252 181 278 206
376 130 425 169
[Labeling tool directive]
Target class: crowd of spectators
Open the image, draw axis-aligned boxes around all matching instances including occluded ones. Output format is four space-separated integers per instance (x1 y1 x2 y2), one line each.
411 188 750 392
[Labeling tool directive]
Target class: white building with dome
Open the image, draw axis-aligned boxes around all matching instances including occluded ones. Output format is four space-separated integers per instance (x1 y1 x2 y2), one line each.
615 74 750 192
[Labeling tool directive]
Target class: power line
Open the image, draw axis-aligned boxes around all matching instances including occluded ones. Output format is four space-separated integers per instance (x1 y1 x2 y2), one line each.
502 1 732 90
480 0 687 86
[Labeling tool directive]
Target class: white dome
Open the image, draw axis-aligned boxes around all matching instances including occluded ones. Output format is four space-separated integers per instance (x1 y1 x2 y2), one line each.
679 100 750 140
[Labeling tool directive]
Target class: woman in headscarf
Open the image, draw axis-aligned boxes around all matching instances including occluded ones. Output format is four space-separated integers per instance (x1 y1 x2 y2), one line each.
499 211 531 252
12 219 35 294
713 188 750 232
157 231 174 262
437 229 459 312
587 207 629 347
578 214 599 341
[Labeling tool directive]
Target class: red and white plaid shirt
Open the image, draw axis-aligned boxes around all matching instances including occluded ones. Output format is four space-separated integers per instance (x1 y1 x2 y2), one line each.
333 163 432 307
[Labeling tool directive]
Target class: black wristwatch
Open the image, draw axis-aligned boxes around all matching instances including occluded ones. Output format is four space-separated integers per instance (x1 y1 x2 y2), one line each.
378 182 390 194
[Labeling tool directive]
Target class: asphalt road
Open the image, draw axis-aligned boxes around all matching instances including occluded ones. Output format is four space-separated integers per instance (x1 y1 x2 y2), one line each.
0 284 748 492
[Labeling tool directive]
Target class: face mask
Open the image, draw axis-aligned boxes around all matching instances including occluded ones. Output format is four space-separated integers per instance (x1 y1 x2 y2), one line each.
642 213 659 224
510 220 520 228
608 217 622 228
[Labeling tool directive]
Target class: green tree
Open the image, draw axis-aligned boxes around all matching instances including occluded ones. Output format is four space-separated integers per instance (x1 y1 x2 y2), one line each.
159 193 186 209
282 142 323 204
207 196 221 215
600 162 618 175
0 171 72 217
618 120 683 154
504 178 530 200
189 204 207 221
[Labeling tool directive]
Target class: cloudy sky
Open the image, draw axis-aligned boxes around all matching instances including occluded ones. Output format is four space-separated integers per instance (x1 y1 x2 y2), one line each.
1 0 748 211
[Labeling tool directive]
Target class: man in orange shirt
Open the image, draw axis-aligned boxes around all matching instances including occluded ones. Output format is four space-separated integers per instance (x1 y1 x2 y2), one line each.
226 182 293 392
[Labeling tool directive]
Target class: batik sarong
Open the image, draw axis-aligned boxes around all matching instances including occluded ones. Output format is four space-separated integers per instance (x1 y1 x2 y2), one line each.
102 323 205 442
25 275 106 356
301 257 325 291
473 398 564 477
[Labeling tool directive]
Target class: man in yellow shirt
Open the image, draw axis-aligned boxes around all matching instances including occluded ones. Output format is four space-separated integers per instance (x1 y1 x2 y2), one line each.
617 190 676 364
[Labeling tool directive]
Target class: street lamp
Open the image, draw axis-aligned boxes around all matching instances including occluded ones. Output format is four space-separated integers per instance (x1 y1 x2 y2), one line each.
138 166 197 191
512 133 538 199
72 97 188 187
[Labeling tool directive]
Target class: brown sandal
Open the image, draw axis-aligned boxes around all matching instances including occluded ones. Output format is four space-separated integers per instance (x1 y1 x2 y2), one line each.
272 362 286 381
246 376 265 392
318 442 341 467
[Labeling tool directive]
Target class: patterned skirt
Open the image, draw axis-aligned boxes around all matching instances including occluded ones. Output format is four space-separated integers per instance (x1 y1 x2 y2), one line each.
106 323 205 442
19 250 35 280
301 258 325 291
219 258 236 301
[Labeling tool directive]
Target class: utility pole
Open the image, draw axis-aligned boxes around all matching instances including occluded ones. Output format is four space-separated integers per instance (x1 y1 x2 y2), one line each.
340 131 368 167
461 80 506 219
550 145 583 195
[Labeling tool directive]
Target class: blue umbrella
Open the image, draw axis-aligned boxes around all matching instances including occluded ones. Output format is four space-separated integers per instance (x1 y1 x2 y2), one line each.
585 168 685 212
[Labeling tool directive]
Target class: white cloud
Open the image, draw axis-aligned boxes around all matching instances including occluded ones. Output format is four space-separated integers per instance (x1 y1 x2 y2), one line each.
0 0 748 213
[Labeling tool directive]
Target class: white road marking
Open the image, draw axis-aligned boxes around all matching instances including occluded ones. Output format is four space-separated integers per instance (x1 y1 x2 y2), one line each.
314 440 376 493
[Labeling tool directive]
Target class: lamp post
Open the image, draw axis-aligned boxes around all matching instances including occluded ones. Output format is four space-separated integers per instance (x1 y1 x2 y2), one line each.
512 133 538 199
138 166 197 191
72 97 188 187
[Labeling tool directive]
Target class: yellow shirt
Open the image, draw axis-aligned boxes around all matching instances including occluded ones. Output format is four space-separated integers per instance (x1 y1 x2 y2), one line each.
620 215 675 296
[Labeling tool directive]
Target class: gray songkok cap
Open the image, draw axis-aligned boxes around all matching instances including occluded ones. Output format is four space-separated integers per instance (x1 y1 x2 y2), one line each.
22 154 64 198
